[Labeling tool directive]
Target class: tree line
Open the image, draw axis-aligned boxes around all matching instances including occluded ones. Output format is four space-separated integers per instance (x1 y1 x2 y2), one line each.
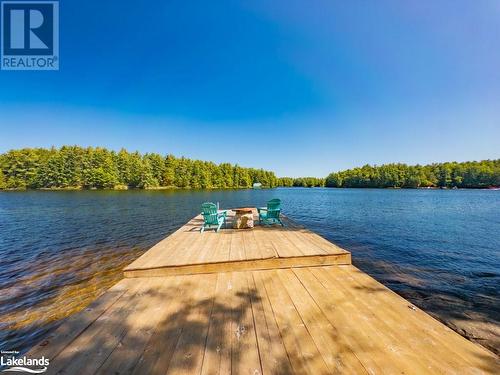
325 160 500 188
0 146 279 189
0 147 498 190
278 177 325 187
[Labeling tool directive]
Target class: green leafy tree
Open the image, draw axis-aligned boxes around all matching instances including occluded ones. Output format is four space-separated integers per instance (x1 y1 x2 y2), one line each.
219 163 234 188
325 160 500 189
145 153 165 185
138 159 159 188
0 168 6 189
2 146 496 191
278 177 294 187
116 149 132 186
162 154 176 187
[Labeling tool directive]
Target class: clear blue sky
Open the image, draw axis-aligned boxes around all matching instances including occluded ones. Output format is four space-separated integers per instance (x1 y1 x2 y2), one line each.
1 0 499 177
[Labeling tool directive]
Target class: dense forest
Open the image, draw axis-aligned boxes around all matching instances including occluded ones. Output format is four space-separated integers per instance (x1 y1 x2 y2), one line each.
0 146 279 189
278 177 325 187
325 160 500 188
0 147 498 190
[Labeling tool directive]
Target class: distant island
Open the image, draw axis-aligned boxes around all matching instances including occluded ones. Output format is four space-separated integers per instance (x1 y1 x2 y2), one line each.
323 160 500 189
0 146 498 190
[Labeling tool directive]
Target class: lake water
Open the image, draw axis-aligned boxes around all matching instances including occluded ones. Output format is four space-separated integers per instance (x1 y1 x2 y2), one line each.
0 188 499 354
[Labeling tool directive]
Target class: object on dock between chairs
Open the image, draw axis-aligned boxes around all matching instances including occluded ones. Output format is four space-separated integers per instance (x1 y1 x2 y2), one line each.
233 207 255 229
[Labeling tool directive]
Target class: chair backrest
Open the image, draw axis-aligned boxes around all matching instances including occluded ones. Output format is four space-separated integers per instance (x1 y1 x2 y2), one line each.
201 202 219 225
266 199 281 219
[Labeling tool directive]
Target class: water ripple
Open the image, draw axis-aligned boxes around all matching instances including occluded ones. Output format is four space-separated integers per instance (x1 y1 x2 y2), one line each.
0 188 499 354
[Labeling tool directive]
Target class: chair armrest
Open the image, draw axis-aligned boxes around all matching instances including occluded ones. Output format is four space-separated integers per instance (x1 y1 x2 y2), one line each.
218 210 228 217
257 207 267 213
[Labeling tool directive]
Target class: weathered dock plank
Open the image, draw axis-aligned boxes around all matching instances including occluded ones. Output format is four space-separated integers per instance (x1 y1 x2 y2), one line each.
27 267 499 374
123 212 351 278
25 213 499 374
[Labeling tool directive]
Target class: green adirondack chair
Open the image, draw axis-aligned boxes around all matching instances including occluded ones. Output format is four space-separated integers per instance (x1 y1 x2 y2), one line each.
257 198 284 226
200 202 227 233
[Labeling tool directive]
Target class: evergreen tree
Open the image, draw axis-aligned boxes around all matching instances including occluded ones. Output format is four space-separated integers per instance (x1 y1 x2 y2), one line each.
127 152 145 188
162 154 176 187
145 153 165 185
116 149 132 186
325 160 500 188
138 159 158 188
2 146 496 190
0 168 5 189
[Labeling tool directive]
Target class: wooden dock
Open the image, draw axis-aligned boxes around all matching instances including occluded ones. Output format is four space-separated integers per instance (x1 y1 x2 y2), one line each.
123 212 350 278
26 210 499 374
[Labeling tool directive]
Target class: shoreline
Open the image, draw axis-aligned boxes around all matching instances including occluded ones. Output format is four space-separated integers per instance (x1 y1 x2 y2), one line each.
0 186 499 192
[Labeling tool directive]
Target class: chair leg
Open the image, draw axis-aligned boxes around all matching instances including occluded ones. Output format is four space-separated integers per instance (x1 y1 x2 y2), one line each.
201 226 205 233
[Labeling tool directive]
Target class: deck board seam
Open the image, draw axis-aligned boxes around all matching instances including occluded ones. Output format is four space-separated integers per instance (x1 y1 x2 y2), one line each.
124 254 349 272
290 267 371 375
260 269 331 374
198 273 219 375
246 273 265 374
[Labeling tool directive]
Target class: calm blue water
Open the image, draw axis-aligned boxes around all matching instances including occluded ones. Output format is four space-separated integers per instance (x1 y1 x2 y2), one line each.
0 188 499 353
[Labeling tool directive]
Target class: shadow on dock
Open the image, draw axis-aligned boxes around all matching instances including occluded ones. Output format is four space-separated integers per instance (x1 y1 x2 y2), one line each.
27 268 500 375
21 212 500 374
33 275 301 374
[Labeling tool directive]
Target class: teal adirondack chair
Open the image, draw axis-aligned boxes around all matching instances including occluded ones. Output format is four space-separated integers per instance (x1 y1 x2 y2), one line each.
200 202 227 232
257 199 284 226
